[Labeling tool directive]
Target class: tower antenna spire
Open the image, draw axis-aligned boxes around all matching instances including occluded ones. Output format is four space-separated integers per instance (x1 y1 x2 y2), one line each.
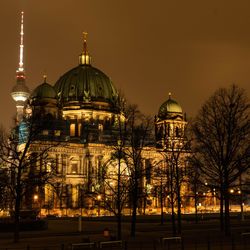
11 11 29 124
18 11 25 72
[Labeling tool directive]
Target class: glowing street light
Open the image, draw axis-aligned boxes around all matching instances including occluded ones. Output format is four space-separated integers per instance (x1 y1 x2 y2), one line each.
33 194 38 201
33 194 41 217
97 195 102 216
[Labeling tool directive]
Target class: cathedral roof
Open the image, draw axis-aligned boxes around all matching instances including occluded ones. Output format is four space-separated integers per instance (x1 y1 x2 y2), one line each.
54 33 118 111
158 94 183 120
54 65 117 108
31 81 56 99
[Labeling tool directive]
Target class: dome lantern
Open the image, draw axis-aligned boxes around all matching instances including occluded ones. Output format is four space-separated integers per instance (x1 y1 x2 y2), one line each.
79 32 91 65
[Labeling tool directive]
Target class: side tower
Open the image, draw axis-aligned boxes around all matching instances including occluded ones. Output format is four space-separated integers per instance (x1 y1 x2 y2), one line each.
11 11 29 124
155 93 187 150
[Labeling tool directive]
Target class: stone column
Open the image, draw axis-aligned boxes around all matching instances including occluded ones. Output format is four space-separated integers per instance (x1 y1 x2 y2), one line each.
72 185 78 208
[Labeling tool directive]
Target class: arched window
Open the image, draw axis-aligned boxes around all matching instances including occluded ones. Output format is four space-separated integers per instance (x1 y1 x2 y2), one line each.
78 123 82 137
71 163 78 174
70 124 75 136
176 127 179 137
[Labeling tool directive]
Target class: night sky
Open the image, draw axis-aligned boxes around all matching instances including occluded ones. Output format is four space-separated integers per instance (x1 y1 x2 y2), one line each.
1 0 250 129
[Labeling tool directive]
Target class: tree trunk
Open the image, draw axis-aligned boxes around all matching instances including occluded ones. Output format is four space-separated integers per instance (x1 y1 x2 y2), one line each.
117 156 122 240
160 179 164 225
239 174 244 221
194 183 198 223
143 196 146 215
175 163 181 235
130 178 138 237
14 189 21 243
170 163 176 236
220 185 224 232
240 200 244 221
224 174 230 236
130 192 137 237
177 187 182 234
14 166 23 243
117 210 122 240
194 199 198 223
170 198 176 236
224 192 230 236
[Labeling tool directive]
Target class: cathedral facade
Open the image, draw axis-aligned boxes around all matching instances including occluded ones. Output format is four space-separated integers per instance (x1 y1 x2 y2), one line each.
10 14 190 217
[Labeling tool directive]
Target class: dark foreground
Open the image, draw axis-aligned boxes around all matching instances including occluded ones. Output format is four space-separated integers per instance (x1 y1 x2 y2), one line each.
0 216 250 249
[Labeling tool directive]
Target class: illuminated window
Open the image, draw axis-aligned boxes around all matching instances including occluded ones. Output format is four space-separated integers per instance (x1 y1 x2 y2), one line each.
70 124 75 136
55 130 61 136
98 124 103 131
42 130 49 135
71 163 78 174
176 127 179 137
46 162 52 172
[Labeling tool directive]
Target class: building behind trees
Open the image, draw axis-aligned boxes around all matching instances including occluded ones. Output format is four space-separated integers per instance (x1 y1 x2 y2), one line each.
5 14 191 217
4 13 249 222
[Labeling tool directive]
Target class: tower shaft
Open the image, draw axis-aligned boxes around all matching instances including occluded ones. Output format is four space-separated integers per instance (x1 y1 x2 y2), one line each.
11 11 29 124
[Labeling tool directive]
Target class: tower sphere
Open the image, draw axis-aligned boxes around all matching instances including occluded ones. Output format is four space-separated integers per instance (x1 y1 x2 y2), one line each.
11 79 29 102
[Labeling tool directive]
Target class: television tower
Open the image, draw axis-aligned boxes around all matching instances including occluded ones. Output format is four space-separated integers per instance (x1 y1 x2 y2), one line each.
11 11 30 123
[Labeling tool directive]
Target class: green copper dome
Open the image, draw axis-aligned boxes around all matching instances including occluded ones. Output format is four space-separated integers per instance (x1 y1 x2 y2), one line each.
31 82 57 99
158 95 183 120
54 64 118 110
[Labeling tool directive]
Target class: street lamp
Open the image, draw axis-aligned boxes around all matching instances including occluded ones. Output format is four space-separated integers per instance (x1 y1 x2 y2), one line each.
33 194 40 217
213 188 216 210
97 195 101 216
33 194 38 201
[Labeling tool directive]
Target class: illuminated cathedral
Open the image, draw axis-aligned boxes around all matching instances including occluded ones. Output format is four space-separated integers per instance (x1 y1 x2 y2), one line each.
10 12 190 216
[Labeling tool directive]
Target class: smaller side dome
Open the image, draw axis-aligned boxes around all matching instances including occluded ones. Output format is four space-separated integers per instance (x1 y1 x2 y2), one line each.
158 94 183 120
30 78 59 119
31 82 56 99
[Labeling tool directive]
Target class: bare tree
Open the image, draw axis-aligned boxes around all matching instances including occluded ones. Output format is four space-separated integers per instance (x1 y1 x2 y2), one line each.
123 104 153 237
0 166 11 212
99 149 129 240
191 84 250 235
0 117 61 242
97 102 152 239
152 163 168 225
79 93 129 239
159 140 189 235
186 158 205 223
